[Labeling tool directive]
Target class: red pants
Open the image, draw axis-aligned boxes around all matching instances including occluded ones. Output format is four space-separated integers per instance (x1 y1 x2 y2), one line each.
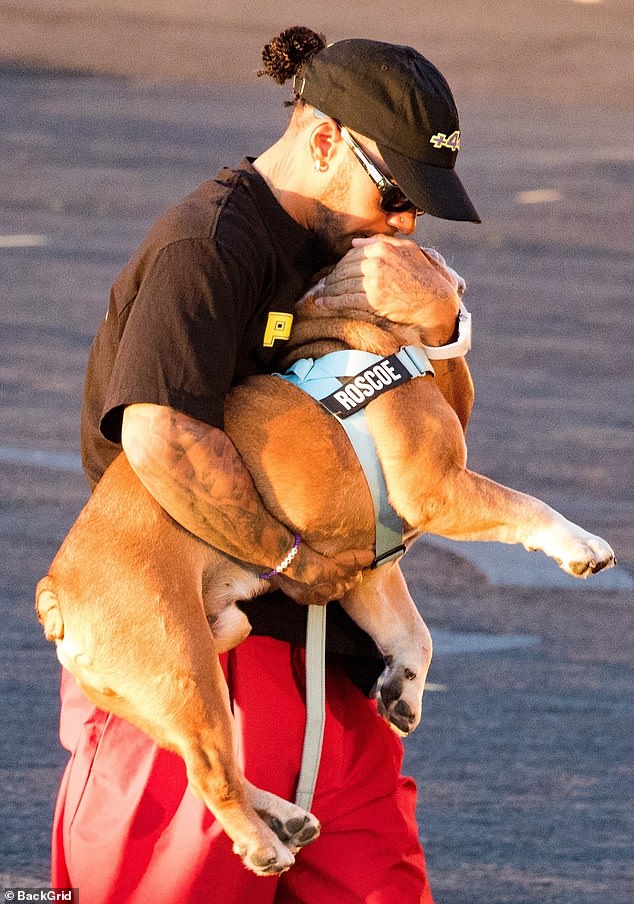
52 636 434 903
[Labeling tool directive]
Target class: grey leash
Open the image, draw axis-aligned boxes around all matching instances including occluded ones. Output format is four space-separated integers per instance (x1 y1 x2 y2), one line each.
294 604 327 810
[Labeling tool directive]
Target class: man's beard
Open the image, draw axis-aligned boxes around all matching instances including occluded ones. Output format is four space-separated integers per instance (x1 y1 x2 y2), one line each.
311 203 355 261
310 161 365 261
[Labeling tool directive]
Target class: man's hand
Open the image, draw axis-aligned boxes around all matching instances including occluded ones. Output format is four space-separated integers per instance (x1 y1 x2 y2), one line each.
301 235 464 347
271 543 374 606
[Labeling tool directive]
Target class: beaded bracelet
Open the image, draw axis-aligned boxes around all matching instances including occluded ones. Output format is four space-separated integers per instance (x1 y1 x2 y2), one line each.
259 534 301 580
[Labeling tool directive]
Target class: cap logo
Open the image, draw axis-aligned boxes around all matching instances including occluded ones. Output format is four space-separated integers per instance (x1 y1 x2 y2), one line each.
430 130 461 151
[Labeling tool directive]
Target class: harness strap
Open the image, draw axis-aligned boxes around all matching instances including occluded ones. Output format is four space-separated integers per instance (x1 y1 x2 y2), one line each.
278 345 434 811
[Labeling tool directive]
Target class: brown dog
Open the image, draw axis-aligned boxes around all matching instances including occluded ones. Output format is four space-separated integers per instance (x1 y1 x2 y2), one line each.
36 280 615 876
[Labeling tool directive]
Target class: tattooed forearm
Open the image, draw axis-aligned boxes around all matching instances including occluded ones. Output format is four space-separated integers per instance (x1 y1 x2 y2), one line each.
121 403 294 569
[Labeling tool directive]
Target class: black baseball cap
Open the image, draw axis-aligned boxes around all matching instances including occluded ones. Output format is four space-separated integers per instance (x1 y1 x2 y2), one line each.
293 38 480 223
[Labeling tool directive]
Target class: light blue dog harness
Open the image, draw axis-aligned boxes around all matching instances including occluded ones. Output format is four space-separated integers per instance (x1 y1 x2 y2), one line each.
277 344 435 810
276 345 435 565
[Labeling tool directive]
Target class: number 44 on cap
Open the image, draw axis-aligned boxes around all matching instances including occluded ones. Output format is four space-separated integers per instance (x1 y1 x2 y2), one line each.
430 131 461 151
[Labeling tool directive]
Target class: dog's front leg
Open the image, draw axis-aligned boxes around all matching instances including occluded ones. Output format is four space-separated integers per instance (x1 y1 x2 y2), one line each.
339 562 432 736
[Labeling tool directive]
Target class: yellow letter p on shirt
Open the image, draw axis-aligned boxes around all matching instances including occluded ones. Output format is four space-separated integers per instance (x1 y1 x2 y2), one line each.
263 312 293 347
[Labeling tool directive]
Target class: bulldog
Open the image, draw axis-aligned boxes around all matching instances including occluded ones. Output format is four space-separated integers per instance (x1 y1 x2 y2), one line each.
36 251 615 876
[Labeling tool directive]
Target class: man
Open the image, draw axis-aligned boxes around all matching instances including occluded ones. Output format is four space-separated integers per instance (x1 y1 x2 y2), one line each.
51 27 479 903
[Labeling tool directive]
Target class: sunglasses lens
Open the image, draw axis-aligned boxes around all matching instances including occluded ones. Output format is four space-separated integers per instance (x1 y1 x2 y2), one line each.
380 185 415 213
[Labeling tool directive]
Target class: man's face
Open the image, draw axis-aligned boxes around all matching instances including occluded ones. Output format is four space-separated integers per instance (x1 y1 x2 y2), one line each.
311 135 419 258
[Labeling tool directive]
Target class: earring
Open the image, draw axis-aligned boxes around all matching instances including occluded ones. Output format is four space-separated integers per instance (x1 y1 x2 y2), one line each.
313 159 327 173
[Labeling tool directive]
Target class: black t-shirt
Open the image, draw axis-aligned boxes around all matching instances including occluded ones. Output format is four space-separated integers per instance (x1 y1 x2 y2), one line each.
81 159 330 485
80 158 383 694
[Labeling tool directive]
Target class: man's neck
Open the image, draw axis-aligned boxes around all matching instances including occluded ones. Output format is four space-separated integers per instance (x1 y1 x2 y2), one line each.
253 140 314 231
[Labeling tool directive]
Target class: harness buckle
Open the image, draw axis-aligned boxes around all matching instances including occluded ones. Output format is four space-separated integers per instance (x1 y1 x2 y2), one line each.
370 545 407 569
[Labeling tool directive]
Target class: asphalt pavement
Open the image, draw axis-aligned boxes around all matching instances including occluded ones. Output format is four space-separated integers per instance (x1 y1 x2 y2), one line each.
1 8 633 901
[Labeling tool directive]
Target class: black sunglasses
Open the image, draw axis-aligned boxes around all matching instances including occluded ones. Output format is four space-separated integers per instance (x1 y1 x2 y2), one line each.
339 126 423 216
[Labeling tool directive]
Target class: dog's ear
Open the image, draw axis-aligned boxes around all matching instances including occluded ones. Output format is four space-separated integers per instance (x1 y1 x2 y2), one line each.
420 246 466 297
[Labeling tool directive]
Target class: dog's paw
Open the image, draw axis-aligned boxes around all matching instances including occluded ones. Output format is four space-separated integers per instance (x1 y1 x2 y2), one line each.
248 783 320 854
375 659 422 737
564 534 616 578
534 525 616 579
237 784 319 874
233 838 295 876
259 812 321 853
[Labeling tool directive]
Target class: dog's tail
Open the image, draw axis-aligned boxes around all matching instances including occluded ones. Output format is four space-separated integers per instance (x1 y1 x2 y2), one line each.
35 575 65 641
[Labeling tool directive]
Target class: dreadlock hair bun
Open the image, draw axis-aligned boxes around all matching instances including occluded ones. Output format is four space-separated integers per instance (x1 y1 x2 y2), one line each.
258 26 326 85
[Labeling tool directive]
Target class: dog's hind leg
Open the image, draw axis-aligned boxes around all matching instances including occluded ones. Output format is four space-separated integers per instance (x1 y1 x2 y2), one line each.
40 570 306 877
419 468 616 578
366 379 615 579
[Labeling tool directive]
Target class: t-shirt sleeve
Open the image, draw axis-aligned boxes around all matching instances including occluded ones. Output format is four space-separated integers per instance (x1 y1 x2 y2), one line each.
101 237 253 443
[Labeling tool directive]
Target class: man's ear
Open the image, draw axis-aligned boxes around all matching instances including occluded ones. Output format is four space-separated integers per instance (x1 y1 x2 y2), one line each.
309 116 342 171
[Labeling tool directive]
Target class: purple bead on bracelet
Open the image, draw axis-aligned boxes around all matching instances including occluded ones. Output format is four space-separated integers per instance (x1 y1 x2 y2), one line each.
259 534 301 580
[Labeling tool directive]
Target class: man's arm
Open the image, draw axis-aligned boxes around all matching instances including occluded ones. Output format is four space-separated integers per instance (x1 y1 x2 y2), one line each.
121 403 372 604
